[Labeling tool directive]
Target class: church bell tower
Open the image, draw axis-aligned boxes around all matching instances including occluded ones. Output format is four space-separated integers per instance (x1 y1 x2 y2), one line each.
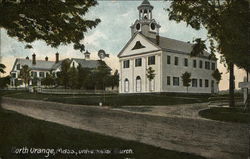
130 0 161 39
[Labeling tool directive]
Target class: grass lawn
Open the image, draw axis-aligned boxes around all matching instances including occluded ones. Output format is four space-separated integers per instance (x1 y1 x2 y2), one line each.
199 107 250 124
2 90 209 106
0 108 206 159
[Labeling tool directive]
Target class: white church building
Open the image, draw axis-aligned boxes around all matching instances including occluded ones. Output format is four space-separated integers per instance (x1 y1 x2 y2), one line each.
118 0 218 94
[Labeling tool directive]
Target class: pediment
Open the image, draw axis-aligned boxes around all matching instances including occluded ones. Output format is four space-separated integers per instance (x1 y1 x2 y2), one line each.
118 33 161 58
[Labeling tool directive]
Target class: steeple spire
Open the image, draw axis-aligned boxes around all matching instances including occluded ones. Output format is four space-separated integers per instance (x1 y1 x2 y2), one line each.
130 0 161 39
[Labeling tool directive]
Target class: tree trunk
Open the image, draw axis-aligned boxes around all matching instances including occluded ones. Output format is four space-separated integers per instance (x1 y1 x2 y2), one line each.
229 62 235 107
246 70 249 109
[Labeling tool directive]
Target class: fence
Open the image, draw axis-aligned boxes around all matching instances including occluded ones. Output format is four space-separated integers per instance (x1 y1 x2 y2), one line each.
36 88 118 95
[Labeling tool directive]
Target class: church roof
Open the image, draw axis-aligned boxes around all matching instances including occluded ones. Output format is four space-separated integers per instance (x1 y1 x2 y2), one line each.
141 0 150 5
118 32 211 58
147 36 210 57
138 0 153 9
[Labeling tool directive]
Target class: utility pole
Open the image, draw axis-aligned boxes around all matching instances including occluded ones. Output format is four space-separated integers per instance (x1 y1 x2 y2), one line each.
0 28 2 78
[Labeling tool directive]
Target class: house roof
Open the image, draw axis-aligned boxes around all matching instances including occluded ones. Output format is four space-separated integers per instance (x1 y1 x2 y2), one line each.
71 58 100 69
11 57 111 73
11 58 55 72
51 59 67 70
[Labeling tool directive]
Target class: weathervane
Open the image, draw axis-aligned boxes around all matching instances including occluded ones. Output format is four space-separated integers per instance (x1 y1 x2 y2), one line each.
98 49 109 60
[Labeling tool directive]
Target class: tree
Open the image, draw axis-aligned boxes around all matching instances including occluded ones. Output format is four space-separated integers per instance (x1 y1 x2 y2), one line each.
212 69 222 92
112 70 119 89
0 0 100 51
181 72 191 93
94 61 111 90
41 72 55 87
68 66 78 89
0 63 6 74
167 0 250 107
20 65 30 88
212 69 222 85
77 64 91 89
190 38 207 57
58 59 71 88
0 76 10 88
146 67 155 91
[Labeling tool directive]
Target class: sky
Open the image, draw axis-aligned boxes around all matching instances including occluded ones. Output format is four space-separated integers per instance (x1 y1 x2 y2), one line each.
0 0 247 90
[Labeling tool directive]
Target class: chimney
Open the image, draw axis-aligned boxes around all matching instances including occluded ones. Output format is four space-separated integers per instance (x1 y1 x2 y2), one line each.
32 53 36 65
26 56 29 60
84 50 90 60
45 56 48 61
156 35 160 45
55 52 59 63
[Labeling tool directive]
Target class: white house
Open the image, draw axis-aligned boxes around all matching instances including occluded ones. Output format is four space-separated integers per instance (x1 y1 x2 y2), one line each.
10 51 108 87
118 0 218 94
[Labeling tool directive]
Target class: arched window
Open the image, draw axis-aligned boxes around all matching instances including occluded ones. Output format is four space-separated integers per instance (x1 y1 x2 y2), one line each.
136 76 141 92
124 78 129 92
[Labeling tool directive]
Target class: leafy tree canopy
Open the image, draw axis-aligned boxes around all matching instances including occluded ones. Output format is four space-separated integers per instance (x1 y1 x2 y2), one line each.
212 68 222 84
0 0 101 51
181 72 191 87
167 0 250 71
146 67 155 81
20 64 31 87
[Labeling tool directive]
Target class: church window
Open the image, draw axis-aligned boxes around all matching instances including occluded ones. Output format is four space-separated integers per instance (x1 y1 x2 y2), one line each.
205 79 209 87
192 79 198 87
184 58 188 66
211 80 215 93
174 57 179 65
135 58 142 67
193 60 197 68
124 79 129 92
123 60 130 68
199 60 203 68
205 61 210 70
132 41 145 50
199 79 203 87
151 23 155 30
173 77 179 86
167 76 171 85
136 76 141 92
136 23 140 30
144 9 147 13
167 56 171 64
148 56 155 65
211 63 215 70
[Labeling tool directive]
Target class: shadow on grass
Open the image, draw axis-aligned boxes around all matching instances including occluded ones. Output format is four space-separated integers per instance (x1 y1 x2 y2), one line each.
199 107 250 124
